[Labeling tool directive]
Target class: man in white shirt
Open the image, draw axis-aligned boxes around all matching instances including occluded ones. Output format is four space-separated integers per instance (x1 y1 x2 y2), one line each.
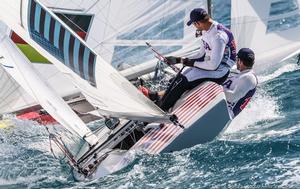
223 48 258 118
152 8 237 111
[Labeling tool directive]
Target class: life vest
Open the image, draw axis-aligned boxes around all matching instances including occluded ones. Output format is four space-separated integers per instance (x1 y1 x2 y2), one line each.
217 24 237 68
232 88 256 116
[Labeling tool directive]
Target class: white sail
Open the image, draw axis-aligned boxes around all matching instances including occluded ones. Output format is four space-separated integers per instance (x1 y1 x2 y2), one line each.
39 0 207 77
0 33 98 145
0 0 171 123
0 0 207 115
0 65 36 114
0 22 80 114
231 0 300 73
0 62 81 114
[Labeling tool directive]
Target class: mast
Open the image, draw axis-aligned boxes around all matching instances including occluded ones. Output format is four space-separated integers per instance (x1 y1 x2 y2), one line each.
207 0 212 17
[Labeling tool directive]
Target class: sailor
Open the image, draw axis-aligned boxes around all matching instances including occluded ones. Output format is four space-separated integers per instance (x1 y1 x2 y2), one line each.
140 8 237 111
223 48 258 118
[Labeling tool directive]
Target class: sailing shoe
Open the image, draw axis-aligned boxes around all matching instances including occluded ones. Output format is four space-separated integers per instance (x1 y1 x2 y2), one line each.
138 86 159 102
138 86 150 97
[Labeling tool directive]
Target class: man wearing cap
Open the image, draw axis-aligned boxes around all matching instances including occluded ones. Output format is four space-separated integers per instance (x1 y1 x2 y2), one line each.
155 8 237 111
223 48 258 118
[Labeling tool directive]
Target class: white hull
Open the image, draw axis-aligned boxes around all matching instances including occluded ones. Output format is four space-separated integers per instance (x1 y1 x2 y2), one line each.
74 82 231 180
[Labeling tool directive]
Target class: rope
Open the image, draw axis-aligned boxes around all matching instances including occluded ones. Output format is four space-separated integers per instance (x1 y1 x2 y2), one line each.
45 126 78 166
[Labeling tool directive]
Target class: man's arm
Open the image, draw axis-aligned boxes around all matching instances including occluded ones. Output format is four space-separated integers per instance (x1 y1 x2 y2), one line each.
188 45 206 60
193 35 227 70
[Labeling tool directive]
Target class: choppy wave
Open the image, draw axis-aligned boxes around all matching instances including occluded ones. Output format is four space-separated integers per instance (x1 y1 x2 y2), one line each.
1 59 300 189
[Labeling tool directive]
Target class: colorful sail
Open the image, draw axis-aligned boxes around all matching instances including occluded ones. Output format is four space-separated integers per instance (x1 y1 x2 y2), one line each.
0 33 98 145
0 0 170 122
28 0 97 86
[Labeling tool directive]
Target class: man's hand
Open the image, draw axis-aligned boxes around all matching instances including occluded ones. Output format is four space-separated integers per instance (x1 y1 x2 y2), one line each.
165 56 182 64
182 58 194 67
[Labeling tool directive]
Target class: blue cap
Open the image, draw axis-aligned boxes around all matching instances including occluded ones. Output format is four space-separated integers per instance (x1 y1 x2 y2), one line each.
237 48 255 67
187 8 209 26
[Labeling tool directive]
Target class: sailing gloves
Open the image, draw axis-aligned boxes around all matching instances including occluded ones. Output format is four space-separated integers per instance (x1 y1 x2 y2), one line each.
165 56 182 64
165 56 195 67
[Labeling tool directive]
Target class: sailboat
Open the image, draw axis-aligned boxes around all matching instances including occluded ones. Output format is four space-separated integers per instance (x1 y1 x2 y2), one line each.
0 0 300 180
231 0 300 73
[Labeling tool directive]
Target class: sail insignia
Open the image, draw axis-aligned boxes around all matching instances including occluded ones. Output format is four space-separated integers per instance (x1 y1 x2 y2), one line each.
28 0 96 86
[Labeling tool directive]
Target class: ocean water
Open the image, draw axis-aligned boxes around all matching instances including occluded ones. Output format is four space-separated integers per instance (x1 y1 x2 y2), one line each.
2 1 300 189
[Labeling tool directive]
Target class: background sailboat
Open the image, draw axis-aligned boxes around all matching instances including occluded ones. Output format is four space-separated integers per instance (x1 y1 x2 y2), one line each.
231 0 300 74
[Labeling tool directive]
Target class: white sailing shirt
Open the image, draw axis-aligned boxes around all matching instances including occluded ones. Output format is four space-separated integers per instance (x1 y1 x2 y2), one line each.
223 69 258 118
183 21 236 81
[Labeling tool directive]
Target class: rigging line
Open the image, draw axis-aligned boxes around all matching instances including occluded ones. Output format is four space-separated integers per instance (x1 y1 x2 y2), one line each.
0 86 23 110
84 91 165 118
60 0 170 50
8 1 171 66
0 72 23 111
1 82 19 99
87 0 139 54
159 1 168 41
0 74 13 92
55 0 127 64
231 4 300 25
84 0 101 13
20 0 24 27
94 0 142 46
54 1 300 66
0 72 19 97
68 0 122 40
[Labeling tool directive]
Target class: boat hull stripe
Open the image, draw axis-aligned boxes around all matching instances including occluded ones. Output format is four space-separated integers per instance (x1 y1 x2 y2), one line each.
151 87 222 153
148 85 220 153
133 83 223 154
133 84 212 147
135 84 215 147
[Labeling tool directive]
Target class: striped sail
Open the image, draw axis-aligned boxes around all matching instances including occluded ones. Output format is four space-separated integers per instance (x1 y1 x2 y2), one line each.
28 0 96 86
0 0 169 123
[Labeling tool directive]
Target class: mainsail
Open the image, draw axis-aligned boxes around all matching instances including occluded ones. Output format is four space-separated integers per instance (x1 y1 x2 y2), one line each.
0 22 80 114
0 65 35 114
231 0 300 72
0 0 171 123
0 33 98 145
37 0 207 79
